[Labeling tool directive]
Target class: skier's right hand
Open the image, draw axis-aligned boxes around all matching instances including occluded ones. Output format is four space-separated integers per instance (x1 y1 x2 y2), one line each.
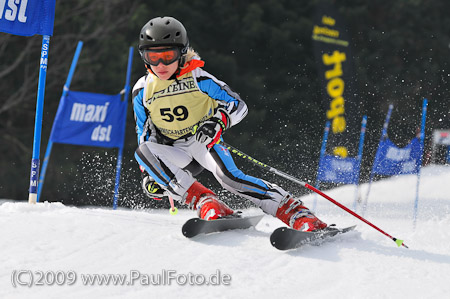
142 175 166 200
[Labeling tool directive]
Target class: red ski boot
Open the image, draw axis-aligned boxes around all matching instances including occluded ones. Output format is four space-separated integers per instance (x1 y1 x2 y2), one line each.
183 181 234 220
276 196 327 232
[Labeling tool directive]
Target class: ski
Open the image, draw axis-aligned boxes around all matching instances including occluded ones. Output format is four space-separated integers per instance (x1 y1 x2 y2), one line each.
270 225 356 250
182 214 264 238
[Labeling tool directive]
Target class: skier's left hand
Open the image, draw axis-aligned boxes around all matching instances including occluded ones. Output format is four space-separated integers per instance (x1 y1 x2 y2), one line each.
195 108 230 148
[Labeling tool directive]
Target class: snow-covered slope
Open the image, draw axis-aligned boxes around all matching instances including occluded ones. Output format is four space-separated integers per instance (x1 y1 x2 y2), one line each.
1 165 449 299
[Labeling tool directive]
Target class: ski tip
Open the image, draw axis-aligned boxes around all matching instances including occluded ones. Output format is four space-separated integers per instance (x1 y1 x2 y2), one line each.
182 218 200 238
270 227 291 251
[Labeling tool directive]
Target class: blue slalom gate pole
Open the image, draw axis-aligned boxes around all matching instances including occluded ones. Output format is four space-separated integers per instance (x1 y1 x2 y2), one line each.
413 99 428 227
113 147 124 210
28 36 51 204
312 121 330 212
362 104 394 216
112 46 134 210
353 115 367 211
38 41 84 202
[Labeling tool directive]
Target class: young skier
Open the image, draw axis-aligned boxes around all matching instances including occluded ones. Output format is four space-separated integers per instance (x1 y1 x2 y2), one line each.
132 16 327 231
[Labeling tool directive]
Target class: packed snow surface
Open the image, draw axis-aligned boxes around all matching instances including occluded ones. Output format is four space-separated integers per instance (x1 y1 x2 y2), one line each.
1 165 449 299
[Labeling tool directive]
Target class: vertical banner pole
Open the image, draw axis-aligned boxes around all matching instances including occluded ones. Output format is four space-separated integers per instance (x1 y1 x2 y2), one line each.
28 35 51 204
312 121 330 212
353 115 367 211
413 99 428 227
113 147 124 210
38 41 84 201
112 46 134 209
362 104 393 215
38 141 54 201
447 146 450 164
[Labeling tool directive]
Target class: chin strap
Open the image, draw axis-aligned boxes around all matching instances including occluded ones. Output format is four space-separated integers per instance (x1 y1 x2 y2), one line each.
144 63 155 76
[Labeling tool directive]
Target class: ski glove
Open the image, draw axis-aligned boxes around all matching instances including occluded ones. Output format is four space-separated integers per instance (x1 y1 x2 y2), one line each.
142 175 166 200
195 108 230 149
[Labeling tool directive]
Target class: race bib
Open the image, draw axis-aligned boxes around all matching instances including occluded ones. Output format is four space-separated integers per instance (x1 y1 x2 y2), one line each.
144 75 218 139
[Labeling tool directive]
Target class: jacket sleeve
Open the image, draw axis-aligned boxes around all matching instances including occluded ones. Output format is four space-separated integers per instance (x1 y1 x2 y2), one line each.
132 76 149 144
193 68 248 127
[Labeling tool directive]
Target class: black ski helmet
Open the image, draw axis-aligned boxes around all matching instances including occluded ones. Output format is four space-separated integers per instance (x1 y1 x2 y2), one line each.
139 16 189 55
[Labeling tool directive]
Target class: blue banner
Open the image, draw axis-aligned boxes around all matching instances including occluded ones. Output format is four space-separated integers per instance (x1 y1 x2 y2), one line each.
50 91 126 148
0 0 56 36
317 155 360 184
372 137 421 175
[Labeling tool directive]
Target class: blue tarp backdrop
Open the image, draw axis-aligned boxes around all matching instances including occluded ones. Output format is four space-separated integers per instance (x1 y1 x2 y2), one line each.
317 155 361 184
0 0 55 36
372 137 421 176
50 91 126 148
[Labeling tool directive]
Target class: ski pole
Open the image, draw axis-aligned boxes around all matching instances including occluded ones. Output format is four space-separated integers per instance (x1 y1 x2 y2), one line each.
221 142 408 248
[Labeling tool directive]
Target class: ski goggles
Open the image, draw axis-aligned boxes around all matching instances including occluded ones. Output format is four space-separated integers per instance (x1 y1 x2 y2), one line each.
142 47 181 66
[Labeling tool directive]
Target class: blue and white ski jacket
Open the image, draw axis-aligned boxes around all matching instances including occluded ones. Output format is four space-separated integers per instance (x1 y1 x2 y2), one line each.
132 59 248 145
